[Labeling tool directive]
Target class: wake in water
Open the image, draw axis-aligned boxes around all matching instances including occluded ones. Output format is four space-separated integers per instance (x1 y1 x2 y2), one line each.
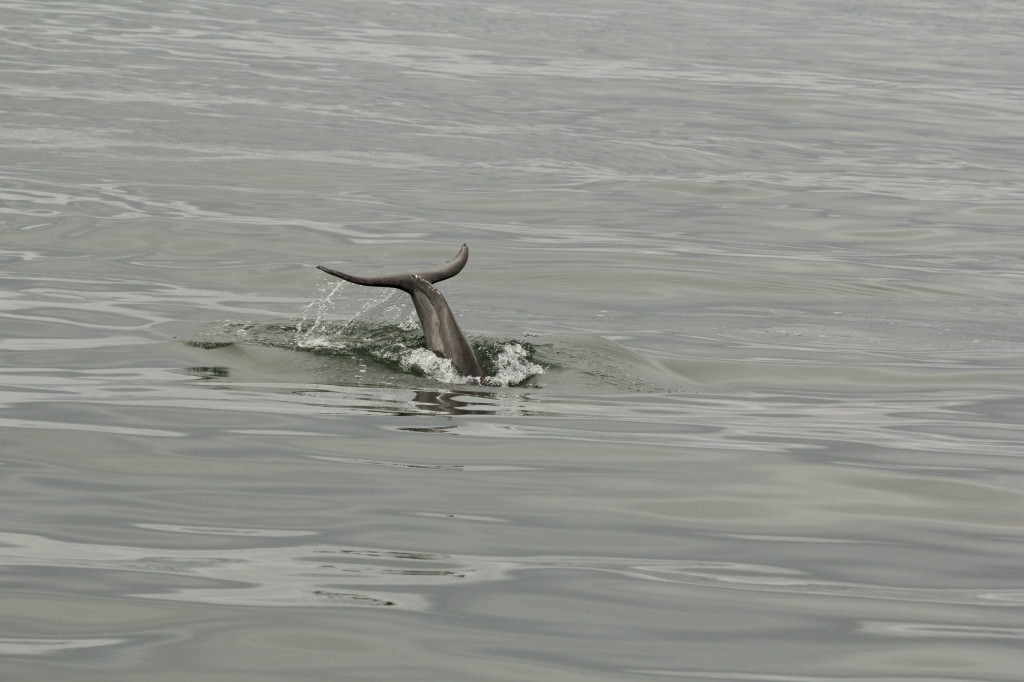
186 280 686 393
290 279 544 387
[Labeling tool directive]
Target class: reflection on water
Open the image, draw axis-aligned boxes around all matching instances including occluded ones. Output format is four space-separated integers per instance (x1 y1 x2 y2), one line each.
407 390 511 417
184 366 230 380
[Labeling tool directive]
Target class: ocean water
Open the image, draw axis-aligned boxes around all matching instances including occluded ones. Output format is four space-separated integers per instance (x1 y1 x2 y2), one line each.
2 1 1023 680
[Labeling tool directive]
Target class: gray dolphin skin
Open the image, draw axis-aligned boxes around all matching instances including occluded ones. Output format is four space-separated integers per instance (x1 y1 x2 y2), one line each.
316 244 485 382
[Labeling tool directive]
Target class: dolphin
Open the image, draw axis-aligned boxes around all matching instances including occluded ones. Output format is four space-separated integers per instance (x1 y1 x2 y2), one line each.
316 244 485 382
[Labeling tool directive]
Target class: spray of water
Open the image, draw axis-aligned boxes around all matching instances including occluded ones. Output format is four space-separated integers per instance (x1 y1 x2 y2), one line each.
295 278 544 386
295 279 344 339
296 281 396 351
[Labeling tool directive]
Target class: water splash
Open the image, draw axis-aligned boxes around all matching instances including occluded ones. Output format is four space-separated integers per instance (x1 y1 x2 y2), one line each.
399 348 471 385
295 279 344 340
392 342 544 387
296 281 397 351
484 343 545 387
288 277 544 386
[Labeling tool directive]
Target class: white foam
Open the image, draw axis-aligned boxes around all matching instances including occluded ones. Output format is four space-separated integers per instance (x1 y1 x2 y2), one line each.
484 343 545 387
399 348 475 385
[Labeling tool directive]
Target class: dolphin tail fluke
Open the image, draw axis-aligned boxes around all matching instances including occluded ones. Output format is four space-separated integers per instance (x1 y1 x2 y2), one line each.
315 244 483 381
315 244 469 291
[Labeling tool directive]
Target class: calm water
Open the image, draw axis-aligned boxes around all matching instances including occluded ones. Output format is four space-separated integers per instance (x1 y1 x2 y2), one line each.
2 0 1023 680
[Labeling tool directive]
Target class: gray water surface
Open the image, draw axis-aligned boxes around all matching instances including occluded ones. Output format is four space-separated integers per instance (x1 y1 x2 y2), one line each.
2 1 1023 680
